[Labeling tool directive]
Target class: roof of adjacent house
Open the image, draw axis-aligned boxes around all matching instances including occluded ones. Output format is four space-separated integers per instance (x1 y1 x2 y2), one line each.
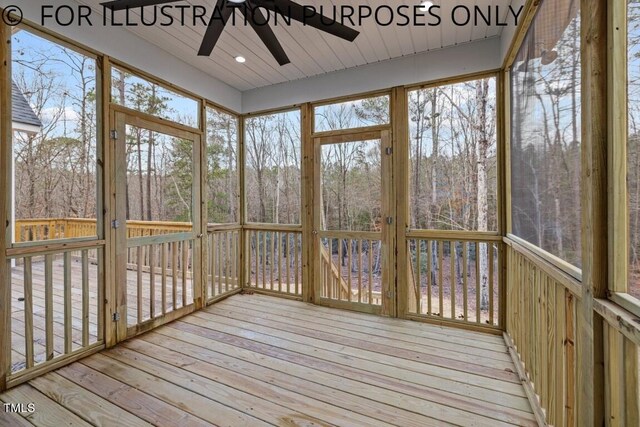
12 82 42 129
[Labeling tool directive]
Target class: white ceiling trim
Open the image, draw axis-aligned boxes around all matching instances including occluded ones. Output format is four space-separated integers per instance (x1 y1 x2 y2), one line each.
241 37 503 113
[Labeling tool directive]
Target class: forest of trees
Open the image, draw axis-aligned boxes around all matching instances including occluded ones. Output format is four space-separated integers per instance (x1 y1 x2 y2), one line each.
244 111 301 224
409 81 497 232
316 96 389 232
408 80 497 311
207 108 239 224
12 30 236 234
12 31 98 224
314 96 389 132
510 2 582 268
111 68 197 225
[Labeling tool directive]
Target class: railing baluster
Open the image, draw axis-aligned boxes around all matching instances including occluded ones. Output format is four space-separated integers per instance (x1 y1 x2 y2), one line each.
285 233 290 294
97 247 104 342
162 242 167 314
182 240 188 307
137 246 143 322
438 241 443 316
476 242 481 324
274 232 282 292
23 257 34 369
330 248 334 299
347 239 352 302
368 241 373 304
64 252 72 354
462 241 468 321
450 240 456 320
45 254 54 360
172 241 178 310
249 231 260 288
489 243 495 325
294 234 300 294
212 233 217 296
358 239 363 304
427 240 432 315
269 231 275 290
262 232 267 289
82 250 89 347
224 231 232 292
415 240 421 315
233 231 238 290
149 245 156 319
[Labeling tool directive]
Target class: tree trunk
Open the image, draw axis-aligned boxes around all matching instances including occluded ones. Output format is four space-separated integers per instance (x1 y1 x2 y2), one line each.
476 80 490 311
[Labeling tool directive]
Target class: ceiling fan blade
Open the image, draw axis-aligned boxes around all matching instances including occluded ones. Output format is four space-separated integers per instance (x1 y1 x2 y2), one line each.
242 3 290 66
198 0 234 56
101 0 181 12
259 0 359 42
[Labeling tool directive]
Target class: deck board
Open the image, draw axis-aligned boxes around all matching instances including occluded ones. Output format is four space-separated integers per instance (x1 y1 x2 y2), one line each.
1 294 535 426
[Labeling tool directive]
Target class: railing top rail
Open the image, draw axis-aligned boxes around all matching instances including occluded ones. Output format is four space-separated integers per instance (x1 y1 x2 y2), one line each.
244 223 303 232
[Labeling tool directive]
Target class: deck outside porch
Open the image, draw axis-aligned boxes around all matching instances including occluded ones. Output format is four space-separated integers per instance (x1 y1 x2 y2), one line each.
0 293 535 426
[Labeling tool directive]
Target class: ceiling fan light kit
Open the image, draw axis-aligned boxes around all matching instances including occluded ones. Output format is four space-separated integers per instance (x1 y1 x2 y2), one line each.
101 0 361 66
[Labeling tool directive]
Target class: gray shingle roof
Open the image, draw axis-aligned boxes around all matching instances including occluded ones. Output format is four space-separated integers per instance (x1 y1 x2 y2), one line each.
12 82 42 128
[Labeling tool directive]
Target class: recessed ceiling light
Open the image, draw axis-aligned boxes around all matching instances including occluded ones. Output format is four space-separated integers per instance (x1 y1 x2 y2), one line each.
420 1 434 11
235 56 246 63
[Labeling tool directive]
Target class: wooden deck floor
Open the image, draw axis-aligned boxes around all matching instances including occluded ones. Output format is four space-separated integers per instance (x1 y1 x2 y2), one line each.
1 294 536 426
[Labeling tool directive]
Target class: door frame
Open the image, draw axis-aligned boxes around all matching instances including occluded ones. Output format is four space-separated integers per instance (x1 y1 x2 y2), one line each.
312 128 396 316
110 106 205 342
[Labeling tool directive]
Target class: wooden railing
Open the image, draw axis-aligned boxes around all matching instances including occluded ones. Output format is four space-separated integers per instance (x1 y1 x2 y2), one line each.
125 236 195 335
505 238 579 426
245 225 303 297
319 234 383 306
594 299 640 426
7 243 104 383
319 244 350 301
15 218 98 242
406 235 503 329
207 225 241 301
15 218 193 243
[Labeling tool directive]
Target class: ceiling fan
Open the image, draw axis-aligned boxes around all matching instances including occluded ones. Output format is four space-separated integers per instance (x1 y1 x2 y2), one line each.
101 0 360 66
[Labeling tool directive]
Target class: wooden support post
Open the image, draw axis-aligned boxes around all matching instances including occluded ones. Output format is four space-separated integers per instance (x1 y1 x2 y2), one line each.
112 110 128 343
577 0 608 424
498 70 509 330
0 17 11 392
192 131 203 309
608 0 628 295
199 101 208 306
380 129 394 317
97 56 109 347
101 56 116 347
392 87 408 318
301 103 314 303
238 114 246 291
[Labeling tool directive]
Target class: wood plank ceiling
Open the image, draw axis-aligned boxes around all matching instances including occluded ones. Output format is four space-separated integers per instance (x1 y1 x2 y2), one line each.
79 0 514 91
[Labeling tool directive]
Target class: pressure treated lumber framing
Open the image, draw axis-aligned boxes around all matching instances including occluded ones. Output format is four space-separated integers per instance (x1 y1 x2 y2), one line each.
577 0 608 425
393 86 409 318
608 0 628 295
301 103 314 303
0 17 11 392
